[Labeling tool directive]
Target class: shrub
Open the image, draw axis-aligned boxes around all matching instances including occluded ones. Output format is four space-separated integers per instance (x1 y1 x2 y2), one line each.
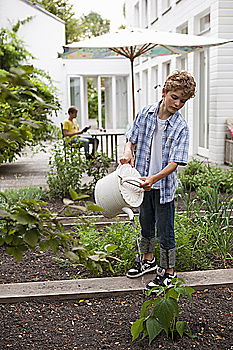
47 141 112 198
178 159 233 193
0 186 45 204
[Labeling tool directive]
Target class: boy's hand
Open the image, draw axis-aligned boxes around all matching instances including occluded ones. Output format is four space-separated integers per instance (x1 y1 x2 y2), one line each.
119 152 134 167
139 177 154 191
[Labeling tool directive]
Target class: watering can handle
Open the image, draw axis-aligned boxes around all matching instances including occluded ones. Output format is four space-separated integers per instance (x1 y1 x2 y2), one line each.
119 176 144 189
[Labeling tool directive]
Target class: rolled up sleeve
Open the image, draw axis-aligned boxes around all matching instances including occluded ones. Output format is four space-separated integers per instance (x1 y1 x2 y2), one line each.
168 126 189 166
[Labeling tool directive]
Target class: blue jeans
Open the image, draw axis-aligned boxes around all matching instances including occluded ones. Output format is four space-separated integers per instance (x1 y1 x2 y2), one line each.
139 189 176 268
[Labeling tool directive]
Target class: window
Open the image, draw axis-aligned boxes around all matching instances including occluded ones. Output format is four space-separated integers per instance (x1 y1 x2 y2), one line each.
198 50 209 155
163 61 171 80
70 77 81 124
162 0 171 15
142 69 148 106
134 2 140 27
200 13 210 34
135 73 141 111
151 65 159 102
180 25 188 34
142 0 148 28
116 76 128 129
150 0 158 24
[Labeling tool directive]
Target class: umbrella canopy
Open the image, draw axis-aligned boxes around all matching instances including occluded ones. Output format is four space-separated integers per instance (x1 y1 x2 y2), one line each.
62 27 232 118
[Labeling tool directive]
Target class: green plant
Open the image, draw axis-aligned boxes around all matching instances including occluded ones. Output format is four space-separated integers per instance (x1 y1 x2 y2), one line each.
0 193 72 261
131 278 195 345
0 21 60 164
76 219 141 275
0 186 45 204
178 159 233 193
47 142 112 198
0 188 118 276
81 153 112 194
53 257 79 269
175 186 233 271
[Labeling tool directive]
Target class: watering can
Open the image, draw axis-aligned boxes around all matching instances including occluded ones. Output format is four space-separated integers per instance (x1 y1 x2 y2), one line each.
94 164 144 219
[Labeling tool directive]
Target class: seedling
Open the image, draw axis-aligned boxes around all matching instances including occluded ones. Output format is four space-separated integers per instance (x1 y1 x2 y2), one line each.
131 278 195 345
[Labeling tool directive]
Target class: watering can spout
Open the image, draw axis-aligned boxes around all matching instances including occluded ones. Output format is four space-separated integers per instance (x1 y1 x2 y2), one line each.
122 207 134 221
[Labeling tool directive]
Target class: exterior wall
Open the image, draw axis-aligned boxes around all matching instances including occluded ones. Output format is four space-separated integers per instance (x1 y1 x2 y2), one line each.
0 0 66 123
124 0 233 164
0 0 131 129
61 58 130 127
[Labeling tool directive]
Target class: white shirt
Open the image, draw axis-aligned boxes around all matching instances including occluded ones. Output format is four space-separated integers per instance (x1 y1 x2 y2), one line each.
148 116 166 189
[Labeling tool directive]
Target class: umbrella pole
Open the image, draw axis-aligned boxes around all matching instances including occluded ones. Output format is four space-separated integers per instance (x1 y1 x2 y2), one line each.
130 58 136 119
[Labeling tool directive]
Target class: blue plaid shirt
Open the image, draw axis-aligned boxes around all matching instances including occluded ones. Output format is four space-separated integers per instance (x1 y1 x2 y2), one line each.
126 102 189 204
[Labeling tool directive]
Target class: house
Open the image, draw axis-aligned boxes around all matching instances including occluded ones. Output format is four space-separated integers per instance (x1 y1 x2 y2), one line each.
124 0 233 164
0 0 130 131
2 0 233 164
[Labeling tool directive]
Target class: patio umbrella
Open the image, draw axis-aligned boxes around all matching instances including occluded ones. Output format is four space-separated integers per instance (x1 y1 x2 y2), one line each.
62 27 232 118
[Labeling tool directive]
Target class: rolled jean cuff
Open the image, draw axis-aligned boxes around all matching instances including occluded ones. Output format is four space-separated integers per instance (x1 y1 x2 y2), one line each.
140 236 156 254
160 247 176 269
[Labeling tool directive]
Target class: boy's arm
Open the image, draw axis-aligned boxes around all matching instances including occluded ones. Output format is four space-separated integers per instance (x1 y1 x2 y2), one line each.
119 141 135 167
140 162 178 191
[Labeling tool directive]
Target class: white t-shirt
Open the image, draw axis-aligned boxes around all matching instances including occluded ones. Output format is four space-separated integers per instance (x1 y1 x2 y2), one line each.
148 116 166 189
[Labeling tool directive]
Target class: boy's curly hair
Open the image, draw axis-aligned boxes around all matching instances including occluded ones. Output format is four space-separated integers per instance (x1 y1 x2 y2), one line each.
164 70 196 98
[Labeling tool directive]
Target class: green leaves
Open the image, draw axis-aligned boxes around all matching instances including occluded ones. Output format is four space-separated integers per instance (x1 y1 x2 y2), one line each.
23 229 39 247
131 278 195 345
146 317 163 344
0 23 60 164
131 318 144 342
155 298 179 335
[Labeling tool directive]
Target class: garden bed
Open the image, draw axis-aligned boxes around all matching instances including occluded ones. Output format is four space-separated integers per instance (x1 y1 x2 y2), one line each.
0 287 232 349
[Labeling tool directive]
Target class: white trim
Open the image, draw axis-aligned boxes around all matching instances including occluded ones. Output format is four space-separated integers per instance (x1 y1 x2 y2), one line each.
97 76 102 129
112 76 117 130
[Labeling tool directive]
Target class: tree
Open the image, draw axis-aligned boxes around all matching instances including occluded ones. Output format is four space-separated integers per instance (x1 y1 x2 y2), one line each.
0 21 59 163
33 0 110 43
69 12 110 43
33 0 76 43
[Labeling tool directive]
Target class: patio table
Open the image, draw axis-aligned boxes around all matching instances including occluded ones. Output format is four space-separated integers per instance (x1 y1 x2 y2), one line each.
87 130 126 163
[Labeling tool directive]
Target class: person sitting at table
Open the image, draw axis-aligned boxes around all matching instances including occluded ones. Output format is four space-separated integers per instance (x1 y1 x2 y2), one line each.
62 106 99 160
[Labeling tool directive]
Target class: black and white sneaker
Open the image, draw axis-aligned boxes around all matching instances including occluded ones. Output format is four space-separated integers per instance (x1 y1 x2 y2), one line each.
146 267 177 290
126 258 157 278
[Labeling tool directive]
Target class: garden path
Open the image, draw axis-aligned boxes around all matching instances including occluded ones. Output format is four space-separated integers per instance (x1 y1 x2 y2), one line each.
0 142 92 191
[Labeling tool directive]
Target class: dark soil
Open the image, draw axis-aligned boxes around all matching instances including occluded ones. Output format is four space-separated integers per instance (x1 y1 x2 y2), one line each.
1 198 232 349
0 288 232 350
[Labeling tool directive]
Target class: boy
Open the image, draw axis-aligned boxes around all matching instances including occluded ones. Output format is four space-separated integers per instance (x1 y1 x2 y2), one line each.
62 106 99 159
120 70 196 289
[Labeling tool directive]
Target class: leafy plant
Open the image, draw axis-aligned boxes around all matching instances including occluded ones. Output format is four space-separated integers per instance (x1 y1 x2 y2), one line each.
76 220 140 275
175 185 233 271
0 188 119 276
0 193 72 261
0 22 60 163
178 159 233 193
0 186 45 204
131 278 195 345
47 141 112 198
82 153 112 194
47 141 85 198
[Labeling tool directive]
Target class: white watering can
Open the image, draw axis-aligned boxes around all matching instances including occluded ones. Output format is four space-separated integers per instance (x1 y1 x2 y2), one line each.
94 164 144 219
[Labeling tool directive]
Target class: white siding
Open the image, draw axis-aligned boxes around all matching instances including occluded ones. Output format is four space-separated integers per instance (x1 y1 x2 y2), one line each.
124 0 233 164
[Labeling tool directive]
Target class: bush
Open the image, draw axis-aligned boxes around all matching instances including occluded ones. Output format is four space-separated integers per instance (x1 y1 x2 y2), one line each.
47 141 112 198
0 186 45 204
178 159 233 193
77 220 140 275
